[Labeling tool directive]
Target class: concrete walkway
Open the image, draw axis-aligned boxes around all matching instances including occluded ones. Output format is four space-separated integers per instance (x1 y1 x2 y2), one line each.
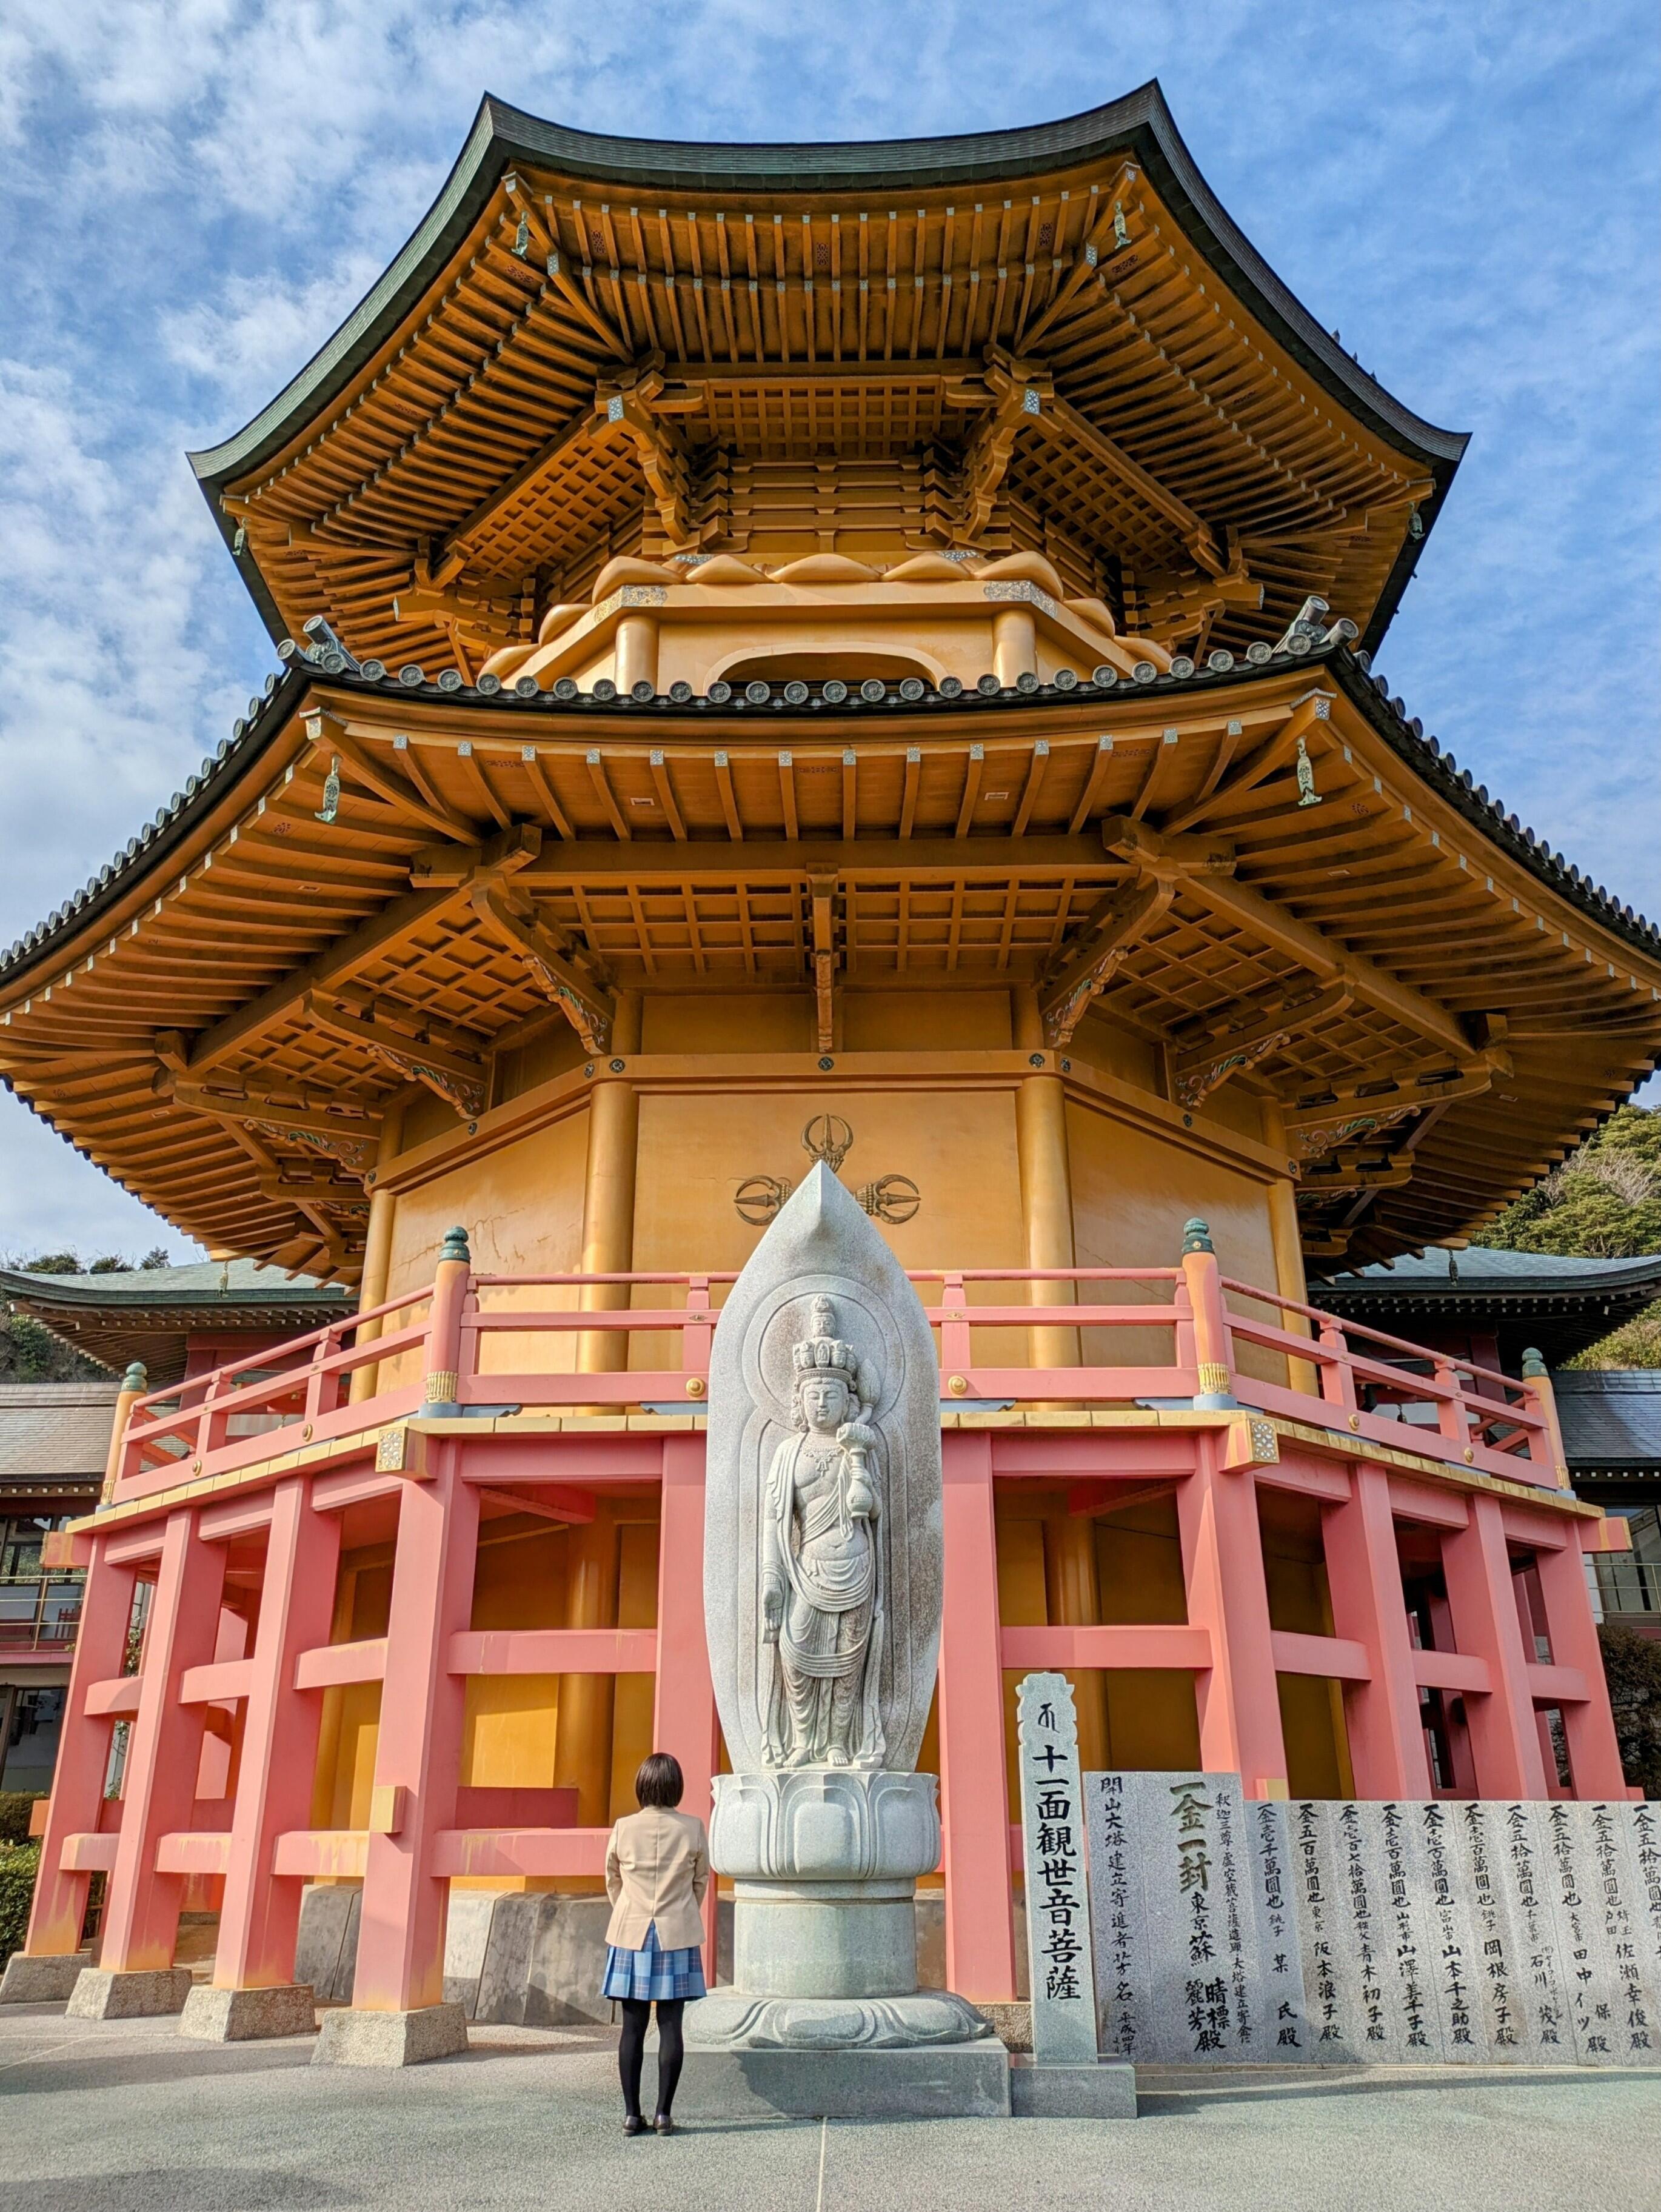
1 2002 1657 2211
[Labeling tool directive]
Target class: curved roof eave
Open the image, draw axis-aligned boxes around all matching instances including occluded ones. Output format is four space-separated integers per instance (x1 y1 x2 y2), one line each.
186 83 1467 572
4 642 1658 1004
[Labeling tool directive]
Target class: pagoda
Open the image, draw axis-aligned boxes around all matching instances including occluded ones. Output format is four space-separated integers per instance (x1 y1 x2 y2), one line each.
2 86 1656 2050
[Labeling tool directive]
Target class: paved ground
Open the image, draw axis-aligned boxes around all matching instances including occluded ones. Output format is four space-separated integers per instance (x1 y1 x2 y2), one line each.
1 2002 1659 2211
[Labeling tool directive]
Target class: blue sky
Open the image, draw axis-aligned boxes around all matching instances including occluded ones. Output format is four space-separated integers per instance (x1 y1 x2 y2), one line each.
0 1 1656 1263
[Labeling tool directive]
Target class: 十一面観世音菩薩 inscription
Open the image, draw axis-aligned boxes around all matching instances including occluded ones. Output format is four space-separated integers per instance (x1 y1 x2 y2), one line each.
1015 1674 1096 2065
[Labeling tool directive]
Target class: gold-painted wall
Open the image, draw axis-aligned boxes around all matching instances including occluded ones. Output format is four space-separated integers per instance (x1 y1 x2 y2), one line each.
383 1110 590 1386
1066 1102 1286 1383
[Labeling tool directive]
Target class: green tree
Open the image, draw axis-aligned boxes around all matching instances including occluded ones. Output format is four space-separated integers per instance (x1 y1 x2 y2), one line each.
1567 1300 1661 1371
1479 1104 1661 1258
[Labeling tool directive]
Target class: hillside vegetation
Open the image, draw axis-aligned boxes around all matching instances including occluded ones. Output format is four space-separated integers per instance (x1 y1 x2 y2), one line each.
1477 1104 1661 1368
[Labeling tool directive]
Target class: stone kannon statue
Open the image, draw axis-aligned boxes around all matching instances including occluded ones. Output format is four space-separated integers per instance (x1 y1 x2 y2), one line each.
691 1163 996 2068
705 1160 940 1779
762 1294 884 1769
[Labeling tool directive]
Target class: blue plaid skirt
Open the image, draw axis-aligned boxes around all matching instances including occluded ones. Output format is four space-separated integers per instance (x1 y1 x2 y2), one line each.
601 1920 707 2003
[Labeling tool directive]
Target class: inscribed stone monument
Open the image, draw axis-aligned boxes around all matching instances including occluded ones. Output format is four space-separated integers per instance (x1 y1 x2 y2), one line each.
1015 1675 1096 2064
1085 1769 1303 2063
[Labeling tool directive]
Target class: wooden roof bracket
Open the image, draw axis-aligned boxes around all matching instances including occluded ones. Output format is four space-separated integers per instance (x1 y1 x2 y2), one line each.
1283 1063 1496 1159
301 992 489 1123
944 352 1054 542
592 355 700 547
1038 874 1176 1048
470 879 614 1056
1173 983 1354 1111
165 1076 383 1180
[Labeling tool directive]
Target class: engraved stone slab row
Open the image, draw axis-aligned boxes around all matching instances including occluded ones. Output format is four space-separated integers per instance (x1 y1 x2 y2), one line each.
1083 1771 1309 2063
1083 1778 1661 2068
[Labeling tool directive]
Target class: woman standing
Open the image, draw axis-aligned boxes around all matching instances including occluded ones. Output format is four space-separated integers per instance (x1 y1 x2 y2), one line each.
602 1751 709 2136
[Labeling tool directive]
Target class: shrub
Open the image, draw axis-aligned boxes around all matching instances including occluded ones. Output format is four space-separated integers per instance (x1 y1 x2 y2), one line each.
0 1793 44 1846
0 1842 41 1967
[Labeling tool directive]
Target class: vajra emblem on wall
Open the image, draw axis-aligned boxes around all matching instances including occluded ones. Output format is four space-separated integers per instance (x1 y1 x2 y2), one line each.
736 1114 920 1228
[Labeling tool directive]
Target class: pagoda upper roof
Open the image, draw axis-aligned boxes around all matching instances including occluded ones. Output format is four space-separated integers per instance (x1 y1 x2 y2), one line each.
190 85 1465 675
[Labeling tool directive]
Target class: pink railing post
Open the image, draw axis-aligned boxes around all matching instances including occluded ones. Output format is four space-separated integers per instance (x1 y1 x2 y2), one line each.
1316 1320 1356 1412
24 1544 139 1958
681 1276 714 1397
99 1509 229 1975
101 1362 149 1505
421 1226 473 1411
1432 1358 1469 1452
938 1272 972 1388
937 1429 1017 1999
1180 1220 1235 1409
349 1438 480 2017
1520 1348 1571 1487
212 1478 343 1993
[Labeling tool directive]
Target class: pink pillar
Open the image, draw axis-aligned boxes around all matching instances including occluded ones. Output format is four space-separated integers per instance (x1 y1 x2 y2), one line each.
1322 1465 1432 1797
99 1510 228 1971
937 1429 1017 2000
25 1544 137 1956
1177 1443 1288 1796
350 1442 480 2013
653 1432 718 1963
213 1479 343 1990
1534 1533 1627 1797
1440 1494 1549 1798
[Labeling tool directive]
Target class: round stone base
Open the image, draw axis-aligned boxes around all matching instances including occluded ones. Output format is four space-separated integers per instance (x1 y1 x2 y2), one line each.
712 1767 939 1882
684 1988 997 2051
732 1880 917 1999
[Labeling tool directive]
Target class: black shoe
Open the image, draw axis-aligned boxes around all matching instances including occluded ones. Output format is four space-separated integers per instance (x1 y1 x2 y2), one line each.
623 2114 644 2136
653 2114 676 2136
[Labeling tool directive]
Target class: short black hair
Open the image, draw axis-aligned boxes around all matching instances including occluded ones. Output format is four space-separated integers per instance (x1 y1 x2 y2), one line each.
635 1751 685 1808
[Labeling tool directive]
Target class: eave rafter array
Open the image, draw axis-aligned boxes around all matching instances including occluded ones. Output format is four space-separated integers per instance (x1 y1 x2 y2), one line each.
210 142 1444 681
4 651 1657 1283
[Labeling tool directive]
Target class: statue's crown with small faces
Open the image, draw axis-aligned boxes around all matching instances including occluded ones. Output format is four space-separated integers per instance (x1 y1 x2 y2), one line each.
791 1295 859 1385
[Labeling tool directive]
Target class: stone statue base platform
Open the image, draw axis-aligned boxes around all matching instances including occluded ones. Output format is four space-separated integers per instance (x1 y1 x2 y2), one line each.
1009 2055 1138 2119
680 2039 1012 2120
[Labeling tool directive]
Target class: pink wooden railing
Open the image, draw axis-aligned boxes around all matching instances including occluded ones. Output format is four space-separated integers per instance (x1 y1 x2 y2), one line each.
109 1244 1562 1504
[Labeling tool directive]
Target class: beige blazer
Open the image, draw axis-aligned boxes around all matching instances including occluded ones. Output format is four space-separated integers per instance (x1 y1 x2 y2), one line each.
604 1806 710 1951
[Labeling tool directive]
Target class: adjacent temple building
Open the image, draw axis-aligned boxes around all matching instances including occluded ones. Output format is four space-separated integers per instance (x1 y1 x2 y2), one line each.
3 88 1658 2035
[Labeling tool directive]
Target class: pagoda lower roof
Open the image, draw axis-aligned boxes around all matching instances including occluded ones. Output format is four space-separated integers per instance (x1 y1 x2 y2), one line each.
2 638 1658 1280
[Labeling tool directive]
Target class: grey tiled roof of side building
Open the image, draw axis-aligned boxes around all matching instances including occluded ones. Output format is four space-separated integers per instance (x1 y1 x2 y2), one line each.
1322 1248 1661 1292
1552 1371 1661 1470
0 1260 349 1309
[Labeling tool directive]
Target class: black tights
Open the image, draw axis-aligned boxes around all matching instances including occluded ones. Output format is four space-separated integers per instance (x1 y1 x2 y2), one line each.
618 1998 685 2120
